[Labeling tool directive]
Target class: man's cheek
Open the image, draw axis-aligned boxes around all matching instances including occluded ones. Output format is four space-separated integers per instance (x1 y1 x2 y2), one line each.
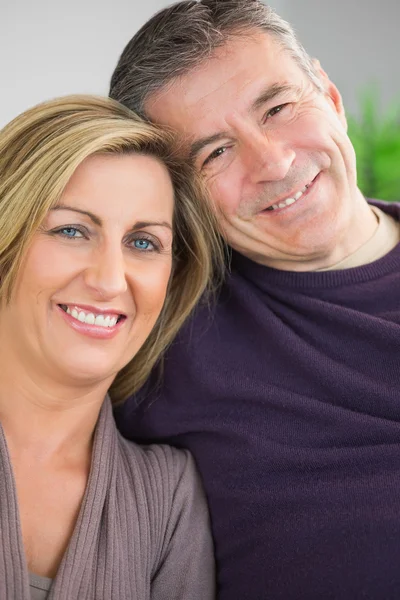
208 179 238 219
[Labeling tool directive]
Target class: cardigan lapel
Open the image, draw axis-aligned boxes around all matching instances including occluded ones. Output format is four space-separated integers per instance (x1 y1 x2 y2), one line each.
48 398 119 599
0 397 120 600
0 423 31 600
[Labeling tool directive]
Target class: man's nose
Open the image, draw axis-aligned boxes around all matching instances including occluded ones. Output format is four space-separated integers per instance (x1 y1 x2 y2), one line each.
84 244 128 300
242 130 295 182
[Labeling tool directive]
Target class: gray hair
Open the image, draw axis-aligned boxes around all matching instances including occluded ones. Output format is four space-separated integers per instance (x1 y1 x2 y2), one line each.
109 0 322 117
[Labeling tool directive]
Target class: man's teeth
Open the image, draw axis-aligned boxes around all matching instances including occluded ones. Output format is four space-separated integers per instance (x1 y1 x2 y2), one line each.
63 306 119 327
267 185 308 211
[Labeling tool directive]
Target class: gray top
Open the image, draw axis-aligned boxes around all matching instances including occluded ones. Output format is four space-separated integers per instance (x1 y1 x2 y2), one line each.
0 398 216 599
29 573 51 600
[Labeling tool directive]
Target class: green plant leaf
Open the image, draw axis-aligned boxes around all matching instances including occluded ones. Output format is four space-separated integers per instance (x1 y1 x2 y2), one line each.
347 86 400 201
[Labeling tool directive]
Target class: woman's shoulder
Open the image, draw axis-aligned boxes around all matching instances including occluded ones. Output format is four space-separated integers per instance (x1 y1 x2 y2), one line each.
116 434 200 500
114 434 214 592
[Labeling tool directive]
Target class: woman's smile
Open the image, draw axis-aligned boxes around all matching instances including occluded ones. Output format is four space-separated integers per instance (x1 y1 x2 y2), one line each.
57 303 128 339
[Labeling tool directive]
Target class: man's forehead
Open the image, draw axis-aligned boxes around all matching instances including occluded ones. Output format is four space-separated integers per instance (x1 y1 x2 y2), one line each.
145 31 303 144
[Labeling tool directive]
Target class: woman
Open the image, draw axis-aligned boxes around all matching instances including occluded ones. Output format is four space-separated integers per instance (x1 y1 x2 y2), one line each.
0 95 222 599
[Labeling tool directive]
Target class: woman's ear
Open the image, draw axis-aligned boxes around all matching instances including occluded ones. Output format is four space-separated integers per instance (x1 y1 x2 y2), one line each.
312 58 347 131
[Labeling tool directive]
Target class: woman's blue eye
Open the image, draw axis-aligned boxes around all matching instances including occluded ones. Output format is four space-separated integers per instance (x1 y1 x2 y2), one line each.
134 238 154 251
59 227 83 238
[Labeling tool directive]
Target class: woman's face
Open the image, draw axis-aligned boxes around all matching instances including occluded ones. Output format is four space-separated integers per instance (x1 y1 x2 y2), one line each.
0 153 174 388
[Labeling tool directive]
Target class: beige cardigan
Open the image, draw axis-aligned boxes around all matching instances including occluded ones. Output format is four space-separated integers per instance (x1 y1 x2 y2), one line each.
0 398 216 599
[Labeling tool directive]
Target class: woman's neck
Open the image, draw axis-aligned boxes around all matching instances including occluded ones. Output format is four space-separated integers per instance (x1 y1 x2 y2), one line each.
0 342 114 580
0 347 110 464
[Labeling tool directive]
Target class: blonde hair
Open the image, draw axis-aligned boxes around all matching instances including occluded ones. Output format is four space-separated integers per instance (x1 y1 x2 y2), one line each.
0 95 224 403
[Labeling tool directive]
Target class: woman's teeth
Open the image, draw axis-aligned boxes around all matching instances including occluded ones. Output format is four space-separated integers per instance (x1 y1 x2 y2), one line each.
266 184 309 211
61 305 120 328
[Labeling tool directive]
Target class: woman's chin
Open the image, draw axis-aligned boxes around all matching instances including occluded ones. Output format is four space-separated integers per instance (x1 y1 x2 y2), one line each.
52 353 122 389
41 335 140 391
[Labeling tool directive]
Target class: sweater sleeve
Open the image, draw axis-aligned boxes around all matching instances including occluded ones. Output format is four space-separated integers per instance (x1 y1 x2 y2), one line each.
150 449 216 600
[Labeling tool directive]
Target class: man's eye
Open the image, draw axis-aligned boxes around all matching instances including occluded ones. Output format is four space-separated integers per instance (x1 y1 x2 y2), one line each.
203 146 227 167
265 104 288 120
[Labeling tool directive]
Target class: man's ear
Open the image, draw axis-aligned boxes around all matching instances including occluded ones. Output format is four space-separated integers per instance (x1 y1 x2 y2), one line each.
312 58 347 130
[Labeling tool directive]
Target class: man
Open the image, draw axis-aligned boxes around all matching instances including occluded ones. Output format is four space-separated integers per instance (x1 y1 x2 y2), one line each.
110 2 400 598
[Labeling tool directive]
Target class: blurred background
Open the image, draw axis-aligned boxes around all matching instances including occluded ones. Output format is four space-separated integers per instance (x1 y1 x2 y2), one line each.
2 0 400 199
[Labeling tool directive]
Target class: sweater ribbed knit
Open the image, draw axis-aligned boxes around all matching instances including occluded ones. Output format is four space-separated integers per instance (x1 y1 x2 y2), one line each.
0 399 215 599
116 200 400 600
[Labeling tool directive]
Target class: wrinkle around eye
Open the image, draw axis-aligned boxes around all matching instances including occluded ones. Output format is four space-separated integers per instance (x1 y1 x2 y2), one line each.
263 103 290 122
201 145 235 172
202 146 227 167
262 102 297 128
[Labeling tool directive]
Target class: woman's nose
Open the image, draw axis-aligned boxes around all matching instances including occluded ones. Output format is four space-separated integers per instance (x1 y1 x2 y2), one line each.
84 245 128 300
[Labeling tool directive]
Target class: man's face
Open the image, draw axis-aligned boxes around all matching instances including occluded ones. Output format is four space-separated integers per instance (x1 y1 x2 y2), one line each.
146 32 367 270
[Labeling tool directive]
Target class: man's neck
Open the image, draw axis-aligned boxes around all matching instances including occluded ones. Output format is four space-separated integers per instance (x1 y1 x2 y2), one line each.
316 205 400 271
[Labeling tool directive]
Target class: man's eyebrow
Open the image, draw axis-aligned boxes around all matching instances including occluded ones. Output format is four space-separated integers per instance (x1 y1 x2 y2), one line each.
251 83 300 112
51 204 102 226
188 84 300 161
51 206 172 232
189 132 230 162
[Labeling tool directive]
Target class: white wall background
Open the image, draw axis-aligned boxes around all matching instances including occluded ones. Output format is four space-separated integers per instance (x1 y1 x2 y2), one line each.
0 0 172 127
1 0 399 128
284 0 400 116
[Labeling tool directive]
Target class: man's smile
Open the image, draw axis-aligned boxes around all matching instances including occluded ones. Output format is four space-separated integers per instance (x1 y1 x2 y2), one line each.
261 173 320 214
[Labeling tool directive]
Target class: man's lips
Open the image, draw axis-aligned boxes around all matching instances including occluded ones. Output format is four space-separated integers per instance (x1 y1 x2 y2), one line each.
260 173 320 213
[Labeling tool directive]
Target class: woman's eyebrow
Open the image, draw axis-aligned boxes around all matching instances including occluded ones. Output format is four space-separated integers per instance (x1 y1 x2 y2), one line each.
133 221 173 231
51 204 102 226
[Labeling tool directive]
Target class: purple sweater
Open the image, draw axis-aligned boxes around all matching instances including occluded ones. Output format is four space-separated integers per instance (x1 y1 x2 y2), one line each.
116 200 400 600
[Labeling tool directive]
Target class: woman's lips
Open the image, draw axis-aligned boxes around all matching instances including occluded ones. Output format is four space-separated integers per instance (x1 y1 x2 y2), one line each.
57 304 127 339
